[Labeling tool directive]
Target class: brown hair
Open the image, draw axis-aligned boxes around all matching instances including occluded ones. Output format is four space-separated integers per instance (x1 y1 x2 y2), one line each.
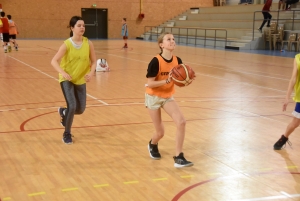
157 32 172 53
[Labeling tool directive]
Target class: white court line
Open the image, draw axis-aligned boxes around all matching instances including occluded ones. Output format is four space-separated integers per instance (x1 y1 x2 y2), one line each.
98 49 291 80
194 73 286 93
102 46 289 81
8 56 109 105
96 50 288 93
280 191 292 198
228 106 286 125
233 193 300 201
0 96 284 112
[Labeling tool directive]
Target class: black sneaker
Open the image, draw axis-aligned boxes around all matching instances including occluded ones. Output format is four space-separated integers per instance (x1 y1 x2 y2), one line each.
148 140 161 159
274 135 291 150
62 132 73 144
58 107 66 127
173 152 193 168
258 28 262 33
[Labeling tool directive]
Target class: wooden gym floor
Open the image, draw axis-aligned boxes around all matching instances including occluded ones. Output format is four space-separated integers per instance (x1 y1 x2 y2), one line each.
1 39 300 201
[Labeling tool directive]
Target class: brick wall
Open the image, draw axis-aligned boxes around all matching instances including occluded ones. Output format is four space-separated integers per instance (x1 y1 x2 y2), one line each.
1 0 213 39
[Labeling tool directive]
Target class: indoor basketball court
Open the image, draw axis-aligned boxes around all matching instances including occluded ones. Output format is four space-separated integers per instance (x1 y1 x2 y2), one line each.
1 38 300 200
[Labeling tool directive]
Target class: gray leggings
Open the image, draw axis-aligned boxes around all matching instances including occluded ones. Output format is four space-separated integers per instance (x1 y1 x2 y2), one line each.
60 81 86 133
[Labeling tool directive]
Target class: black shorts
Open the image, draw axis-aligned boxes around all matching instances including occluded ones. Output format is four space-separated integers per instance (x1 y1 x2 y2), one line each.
9 35 16 39
2 33 9 42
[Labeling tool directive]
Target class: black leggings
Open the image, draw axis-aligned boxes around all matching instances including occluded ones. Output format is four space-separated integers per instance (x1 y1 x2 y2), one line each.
259 12 272 29
60 81 86 133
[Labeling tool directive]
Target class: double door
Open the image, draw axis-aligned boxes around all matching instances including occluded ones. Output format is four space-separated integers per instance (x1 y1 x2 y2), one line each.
81 8 108 39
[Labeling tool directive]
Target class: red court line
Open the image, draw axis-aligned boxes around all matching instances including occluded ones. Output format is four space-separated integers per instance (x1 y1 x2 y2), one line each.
9 112 289 134
171 172 300 201
19 111 56 131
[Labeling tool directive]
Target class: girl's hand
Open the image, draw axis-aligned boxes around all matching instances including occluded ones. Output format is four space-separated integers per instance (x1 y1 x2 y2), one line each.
282 98 289 112
85 72 94 82
167 70 173 83
61 72 72 81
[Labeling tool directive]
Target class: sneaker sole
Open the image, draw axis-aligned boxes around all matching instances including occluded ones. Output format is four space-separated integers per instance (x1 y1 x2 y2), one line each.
148 144 161 160
58 107 65 127
174 162 194 168
62 138 73 144
273 146 282 150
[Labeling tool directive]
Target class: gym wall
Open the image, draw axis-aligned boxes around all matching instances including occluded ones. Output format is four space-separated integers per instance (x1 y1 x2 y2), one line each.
1 0 213 39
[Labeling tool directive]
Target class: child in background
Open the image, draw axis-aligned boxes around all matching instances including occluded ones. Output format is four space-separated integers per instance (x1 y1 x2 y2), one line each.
7 15 18 51
96 58 110 72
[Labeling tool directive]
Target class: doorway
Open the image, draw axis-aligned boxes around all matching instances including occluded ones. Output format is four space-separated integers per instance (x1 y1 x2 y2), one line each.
81 8 108 39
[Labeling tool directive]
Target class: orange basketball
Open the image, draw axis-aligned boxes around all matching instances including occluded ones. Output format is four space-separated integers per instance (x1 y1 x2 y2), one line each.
171 64 195 87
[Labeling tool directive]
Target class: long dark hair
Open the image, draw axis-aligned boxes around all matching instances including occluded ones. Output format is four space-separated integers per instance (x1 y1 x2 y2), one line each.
68 16 83 37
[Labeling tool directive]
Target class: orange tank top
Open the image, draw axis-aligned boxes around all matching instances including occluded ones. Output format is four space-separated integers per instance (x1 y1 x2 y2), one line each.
9 20 17 35
145 55 178 98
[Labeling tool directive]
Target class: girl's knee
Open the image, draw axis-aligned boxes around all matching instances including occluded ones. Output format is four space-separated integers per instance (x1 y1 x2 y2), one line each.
76 107 85 114
157 132 164 139
176 118 186 128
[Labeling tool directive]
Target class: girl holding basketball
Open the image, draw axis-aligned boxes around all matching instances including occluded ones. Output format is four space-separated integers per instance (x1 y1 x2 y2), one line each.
51 16 96 144
145 32 193 168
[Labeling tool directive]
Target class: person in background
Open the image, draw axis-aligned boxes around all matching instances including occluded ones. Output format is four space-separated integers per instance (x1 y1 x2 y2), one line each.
258 0 272 33
285 0 299 10
96 58 110 72
0 11 10 53
121 18 128 48
7 15 19 51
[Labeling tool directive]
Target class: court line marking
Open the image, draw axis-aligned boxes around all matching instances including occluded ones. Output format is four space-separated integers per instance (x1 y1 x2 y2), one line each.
28 192 46 196
119 42 292 71
97 49 291 80
233 193 300 201
7 55 108 105
172 172 300 201
281 191 292 198
1 171 298 200
0 95 284 108
96 51 287 93
1 96 287 113
61 187 78 192
123 181 139 184
93 184 109 188
180 175 194 178
285 166 298 169
153 178 168 181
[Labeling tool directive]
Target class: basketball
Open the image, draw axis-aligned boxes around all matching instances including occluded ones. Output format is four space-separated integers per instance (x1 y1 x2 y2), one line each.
171 64 195 87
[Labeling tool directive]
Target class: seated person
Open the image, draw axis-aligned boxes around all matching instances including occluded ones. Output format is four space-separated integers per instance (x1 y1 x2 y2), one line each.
278 0 286 10
285 0 299 9
96 58 110 72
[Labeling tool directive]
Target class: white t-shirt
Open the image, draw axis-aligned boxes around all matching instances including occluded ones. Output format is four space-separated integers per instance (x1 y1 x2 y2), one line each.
96 59 110 72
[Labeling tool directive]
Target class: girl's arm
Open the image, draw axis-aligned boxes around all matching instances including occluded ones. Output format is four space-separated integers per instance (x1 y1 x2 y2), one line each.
85 40 96 82
51 43 72 81
124 24 127 36
146 72 172 88
283 59 298 111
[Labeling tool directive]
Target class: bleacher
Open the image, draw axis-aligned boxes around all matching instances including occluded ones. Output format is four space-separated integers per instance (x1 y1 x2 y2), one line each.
141 1 300 50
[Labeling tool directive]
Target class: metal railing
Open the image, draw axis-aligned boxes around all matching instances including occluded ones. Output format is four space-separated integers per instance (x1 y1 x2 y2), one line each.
144 26 228 48
252 10 300 40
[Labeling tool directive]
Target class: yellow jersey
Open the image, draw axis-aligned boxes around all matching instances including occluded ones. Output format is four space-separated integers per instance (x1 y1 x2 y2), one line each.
59 37 90 85
294 54 300 102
